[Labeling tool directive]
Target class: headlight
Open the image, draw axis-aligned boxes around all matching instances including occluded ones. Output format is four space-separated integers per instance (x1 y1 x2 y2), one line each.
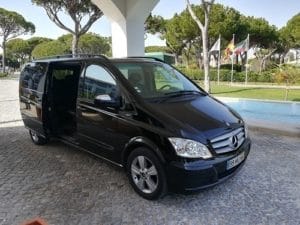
168 138 212 159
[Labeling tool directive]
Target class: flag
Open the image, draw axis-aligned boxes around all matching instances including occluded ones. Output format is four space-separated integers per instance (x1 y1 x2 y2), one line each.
224 38 235 59
209 37 221 53
234 35 249 55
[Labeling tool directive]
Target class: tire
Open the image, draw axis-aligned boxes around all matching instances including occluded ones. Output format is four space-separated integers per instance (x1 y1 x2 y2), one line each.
29 130 48 145
126 147 167 200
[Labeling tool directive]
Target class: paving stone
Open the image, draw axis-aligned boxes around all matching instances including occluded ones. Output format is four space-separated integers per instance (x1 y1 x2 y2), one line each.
0 79 299 225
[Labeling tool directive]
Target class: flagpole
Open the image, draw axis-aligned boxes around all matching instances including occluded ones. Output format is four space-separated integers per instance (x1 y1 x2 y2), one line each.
231 34 235 86
245 54 249 86
245 34 250 86
217 34 221 85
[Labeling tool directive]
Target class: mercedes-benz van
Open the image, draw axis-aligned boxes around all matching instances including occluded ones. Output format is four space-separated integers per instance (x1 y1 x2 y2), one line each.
19 55 251 200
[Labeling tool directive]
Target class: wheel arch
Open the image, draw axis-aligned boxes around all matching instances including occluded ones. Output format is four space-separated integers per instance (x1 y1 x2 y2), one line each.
122 136 166 168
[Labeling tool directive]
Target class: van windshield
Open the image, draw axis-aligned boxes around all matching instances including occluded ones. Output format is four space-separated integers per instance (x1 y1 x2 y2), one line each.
113 62 205 101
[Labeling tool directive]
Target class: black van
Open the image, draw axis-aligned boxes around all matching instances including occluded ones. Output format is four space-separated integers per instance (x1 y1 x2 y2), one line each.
19 55 251 200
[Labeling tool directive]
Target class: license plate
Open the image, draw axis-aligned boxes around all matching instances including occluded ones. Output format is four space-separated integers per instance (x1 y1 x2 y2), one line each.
227 152 245 170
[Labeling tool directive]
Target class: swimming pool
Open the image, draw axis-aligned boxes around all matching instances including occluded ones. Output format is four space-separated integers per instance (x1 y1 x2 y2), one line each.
218 97 300 125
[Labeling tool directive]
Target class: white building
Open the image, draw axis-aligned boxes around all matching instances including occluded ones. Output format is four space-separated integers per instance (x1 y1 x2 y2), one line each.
91 0 159 58
285 48 300 64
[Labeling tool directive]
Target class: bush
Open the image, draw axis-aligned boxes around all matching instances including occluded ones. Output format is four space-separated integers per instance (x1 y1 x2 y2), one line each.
177 67 237 82
220 64 242 72
209 69 234 81
176 65 300 83
227 70 276 83
274 65 300 85
177 67 204 80
0 72 8 78
176 67 278 83
258 71 275 83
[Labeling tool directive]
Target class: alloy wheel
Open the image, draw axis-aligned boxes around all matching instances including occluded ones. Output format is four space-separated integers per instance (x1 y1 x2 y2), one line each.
31 131 39 142
131 156 159 194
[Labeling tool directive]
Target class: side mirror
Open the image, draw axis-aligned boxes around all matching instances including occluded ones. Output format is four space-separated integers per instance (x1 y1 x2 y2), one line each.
94 94 120 109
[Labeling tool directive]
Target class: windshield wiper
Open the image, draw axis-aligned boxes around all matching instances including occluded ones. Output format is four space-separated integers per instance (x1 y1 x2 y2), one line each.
163 90 207 97
153 90 206 103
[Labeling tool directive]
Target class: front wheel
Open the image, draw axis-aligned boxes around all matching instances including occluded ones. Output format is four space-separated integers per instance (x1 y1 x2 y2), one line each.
126 147 167 200
29 130 48 145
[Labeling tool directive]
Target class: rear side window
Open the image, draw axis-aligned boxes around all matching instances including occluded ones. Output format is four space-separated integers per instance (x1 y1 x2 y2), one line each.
20 63 47 92
52 69 75 80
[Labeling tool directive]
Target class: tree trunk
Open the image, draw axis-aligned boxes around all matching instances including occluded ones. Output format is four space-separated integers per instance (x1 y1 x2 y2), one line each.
284 88 289 101
174 53 179 65
196 53 203 70
185 53 190 69
185 42 192 68
259 60 263 74
185 0 214 91
202 27 210 93
279 54 284 65
2 40 6 73
185 52 190 68
262 58 266 71
72 34 80 56
185 59 189 69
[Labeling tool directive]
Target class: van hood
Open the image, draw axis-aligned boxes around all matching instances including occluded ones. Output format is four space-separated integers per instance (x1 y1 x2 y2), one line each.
147 95 243 141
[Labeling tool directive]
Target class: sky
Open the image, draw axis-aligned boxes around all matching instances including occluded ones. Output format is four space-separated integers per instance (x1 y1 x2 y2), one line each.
0 0 299 47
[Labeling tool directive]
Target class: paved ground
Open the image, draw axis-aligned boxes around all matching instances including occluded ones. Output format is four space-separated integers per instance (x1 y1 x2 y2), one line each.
0 79 300 225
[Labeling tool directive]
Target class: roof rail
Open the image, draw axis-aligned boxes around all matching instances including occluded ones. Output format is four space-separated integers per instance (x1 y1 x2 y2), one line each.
34 54 109 61
127 56 166 63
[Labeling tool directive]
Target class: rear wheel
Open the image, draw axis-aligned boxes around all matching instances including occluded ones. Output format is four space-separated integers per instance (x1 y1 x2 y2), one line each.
29 130 48 145
126 147 167 200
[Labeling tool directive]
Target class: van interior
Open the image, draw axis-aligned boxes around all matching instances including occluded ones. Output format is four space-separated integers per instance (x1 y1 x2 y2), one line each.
49 63 82 137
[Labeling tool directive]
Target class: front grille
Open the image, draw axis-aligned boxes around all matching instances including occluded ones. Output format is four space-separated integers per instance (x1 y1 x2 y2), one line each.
210 127 245 154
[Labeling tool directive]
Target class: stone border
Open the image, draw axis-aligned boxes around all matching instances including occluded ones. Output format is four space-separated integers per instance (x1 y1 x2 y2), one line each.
248 122 300 138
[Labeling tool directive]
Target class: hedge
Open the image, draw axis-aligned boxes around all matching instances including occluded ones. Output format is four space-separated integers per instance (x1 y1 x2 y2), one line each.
0 72 8 78
176 67 278 83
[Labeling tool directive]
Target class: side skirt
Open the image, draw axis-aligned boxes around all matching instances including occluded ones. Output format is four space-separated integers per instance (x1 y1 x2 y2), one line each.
58 137 124 168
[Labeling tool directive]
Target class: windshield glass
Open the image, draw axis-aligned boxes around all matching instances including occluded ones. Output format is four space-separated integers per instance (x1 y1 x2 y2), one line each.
114 62 204 100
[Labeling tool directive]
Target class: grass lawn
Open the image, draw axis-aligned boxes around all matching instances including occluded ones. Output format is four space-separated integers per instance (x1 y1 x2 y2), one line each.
209 84 300 102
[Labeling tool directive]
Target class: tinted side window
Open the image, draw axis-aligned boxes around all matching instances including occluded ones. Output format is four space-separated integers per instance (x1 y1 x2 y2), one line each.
82 64 117 101
20 63 47 92
115 64 145 93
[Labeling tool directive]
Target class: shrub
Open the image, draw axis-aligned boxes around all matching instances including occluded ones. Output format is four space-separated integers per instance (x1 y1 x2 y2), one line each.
0 72 8 78
258 71 275 83
220 64 242 72
176 65 299 83
273 65 300 100
177 67 204 80
274 65 300 85
177 67 241 82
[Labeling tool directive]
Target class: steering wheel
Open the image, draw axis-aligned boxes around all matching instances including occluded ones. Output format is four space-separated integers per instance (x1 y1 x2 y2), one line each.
159 84 172 91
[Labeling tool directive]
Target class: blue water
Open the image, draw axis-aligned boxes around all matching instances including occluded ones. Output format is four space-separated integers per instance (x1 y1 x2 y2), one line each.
221 98 300 125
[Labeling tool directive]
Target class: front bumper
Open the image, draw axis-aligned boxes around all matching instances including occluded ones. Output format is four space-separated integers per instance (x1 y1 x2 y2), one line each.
166 138 251 192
